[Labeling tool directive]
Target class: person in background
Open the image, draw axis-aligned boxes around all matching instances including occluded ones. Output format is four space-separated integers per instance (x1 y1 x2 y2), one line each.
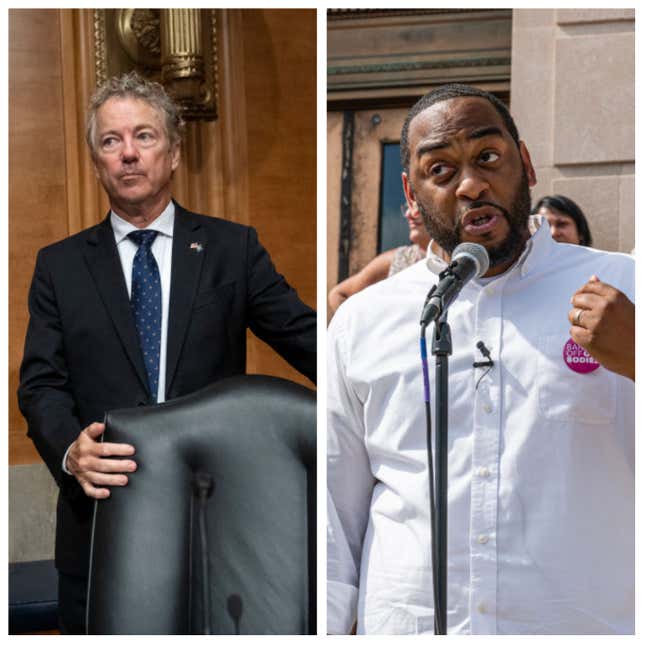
531 194 592 246
328 204 430 315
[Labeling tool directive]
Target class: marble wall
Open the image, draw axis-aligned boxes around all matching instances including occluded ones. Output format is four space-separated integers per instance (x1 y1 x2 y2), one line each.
510 9 634 252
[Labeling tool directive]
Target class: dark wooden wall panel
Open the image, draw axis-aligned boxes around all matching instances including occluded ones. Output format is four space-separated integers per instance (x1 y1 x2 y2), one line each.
241 9 317 383
9 8 317 465
10 9 68 464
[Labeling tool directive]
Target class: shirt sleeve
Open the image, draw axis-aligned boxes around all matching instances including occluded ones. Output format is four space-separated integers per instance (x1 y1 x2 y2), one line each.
62 443 73 475
327 307 375 634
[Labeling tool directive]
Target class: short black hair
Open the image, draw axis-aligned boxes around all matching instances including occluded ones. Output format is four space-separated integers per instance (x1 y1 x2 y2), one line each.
531 194 593 247
400 83 520 175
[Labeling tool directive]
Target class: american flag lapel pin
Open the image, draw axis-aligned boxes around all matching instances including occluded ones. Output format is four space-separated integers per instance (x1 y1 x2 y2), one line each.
190 242 204 253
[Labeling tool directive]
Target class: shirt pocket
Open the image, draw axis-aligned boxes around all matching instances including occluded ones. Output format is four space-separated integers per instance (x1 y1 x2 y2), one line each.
536 334 617 424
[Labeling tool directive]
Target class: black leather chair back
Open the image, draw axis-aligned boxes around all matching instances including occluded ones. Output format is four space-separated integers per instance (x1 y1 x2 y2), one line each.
86 375 316 634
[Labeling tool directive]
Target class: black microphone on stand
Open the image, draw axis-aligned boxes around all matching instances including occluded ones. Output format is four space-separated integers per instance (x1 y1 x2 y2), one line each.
419 242 489 634
420 243 490 327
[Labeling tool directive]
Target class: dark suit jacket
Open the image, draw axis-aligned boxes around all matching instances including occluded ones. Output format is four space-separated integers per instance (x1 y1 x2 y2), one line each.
18 202 316 576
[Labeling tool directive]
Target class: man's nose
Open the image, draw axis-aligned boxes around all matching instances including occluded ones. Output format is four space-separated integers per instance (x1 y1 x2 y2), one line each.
455 167 489 202
120 137 139 162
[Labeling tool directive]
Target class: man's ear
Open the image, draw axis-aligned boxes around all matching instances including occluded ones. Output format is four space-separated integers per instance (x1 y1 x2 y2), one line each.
402 172 417 210
519 141 536 187
170 142 181 172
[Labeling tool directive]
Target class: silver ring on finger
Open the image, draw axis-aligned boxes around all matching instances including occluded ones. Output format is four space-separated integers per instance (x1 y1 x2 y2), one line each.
574 308 584 325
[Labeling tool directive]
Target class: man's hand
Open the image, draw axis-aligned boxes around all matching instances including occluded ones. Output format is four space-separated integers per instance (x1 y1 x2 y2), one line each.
66 422 137 499
569 275 635 381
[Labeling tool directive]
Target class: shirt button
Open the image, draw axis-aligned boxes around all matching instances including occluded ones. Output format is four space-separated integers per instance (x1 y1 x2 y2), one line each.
477 467 490 478
478 534 489 544
477 602 486 614
482 403 492 413
485 286 495 296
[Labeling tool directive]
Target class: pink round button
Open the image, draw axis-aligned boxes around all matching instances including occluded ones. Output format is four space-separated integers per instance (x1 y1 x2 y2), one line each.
562 338 600 374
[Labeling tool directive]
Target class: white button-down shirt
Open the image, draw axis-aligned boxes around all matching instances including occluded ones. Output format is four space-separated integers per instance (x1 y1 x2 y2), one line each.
327 223 634 635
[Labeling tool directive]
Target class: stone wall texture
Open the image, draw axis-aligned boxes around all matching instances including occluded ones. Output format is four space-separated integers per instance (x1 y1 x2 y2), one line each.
510 8 634 253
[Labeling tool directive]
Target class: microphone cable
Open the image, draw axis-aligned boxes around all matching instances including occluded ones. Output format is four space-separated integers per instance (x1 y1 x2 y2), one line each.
420 321 444 635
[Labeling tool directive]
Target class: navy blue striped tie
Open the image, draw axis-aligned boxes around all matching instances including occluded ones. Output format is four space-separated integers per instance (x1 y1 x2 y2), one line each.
128 230 161 402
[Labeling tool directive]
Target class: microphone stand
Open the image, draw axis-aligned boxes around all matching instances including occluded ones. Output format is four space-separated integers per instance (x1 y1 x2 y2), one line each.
431 311 452 635
419 245 488 633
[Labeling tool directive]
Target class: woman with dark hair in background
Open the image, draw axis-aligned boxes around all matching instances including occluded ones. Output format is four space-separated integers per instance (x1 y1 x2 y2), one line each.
532 194 593 246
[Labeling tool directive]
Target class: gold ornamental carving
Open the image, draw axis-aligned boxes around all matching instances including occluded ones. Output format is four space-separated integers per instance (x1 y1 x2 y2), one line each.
161 10 211 109
119 9 161 67
94 8 217 120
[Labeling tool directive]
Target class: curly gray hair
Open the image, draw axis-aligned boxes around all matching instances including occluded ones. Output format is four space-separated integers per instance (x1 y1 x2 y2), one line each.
85 71 184 155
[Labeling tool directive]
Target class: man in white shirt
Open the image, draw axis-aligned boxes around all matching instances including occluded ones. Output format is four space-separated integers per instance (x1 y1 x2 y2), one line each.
327 83 634 634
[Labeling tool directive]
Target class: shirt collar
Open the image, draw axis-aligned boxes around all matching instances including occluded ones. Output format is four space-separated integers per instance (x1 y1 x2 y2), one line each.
424 214 555 282
425 239 450 276
517 214 554 278
110 200 175 244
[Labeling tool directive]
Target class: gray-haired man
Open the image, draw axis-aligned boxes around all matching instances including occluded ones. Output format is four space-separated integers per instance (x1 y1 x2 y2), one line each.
19 72 316 633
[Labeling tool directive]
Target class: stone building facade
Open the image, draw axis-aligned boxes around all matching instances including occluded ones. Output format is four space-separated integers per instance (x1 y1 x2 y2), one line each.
327 8 634 297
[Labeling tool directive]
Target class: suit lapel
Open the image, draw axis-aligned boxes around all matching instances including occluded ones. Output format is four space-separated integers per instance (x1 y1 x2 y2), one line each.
83 216 150 395
165 204 206 396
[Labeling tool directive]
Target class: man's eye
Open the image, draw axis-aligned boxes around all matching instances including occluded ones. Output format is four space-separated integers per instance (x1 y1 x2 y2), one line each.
101 137 118 148
479 150 500 163
138 132 154 142
429 163 453 179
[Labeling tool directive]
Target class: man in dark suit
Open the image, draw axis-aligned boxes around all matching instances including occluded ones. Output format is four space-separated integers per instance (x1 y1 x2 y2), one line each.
18 72 316 634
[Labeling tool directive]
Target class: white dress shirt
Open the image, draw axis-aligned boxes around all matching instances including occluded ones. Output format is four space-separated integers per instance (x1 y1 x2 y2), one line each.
62 202 175 473
327 222 634 635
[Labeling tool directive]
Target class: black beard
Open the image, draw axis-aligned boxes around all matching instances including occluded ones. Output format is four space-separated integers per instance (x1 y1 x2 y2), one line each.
416 169 532 268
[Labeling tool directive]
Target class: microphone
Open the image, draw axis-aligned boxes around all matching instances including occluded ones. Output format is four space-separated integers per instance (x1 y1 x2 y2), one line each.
420 243 489 327
473 341 494 368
